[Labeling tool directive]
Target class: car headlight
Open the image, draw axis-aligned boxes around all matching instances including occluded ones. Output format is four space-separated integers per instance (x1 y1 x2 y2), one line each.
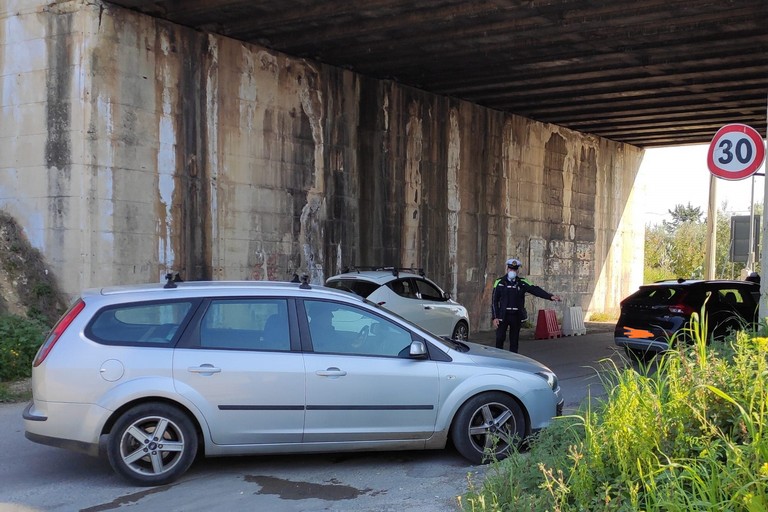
536 371 558 390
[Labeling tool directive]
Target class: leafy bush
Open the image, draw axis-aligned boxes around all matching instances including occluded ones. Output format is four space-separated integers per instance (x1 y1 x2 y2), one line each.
0 314 49 381
461 315 768 511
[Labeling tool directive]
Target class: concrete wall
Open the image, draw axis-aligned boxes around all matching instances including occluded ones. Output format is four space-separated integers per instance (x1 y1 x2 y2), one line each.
0 0 644 330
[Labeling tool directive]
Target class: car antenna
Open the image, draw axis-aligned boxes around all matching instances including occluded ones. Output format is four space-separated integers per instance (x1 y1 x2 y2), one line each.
299 274 311 289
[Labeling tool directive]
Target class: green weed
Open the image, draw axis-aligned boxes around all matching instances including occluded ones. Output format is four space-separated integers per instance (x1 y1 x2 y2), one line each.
462 305 768 511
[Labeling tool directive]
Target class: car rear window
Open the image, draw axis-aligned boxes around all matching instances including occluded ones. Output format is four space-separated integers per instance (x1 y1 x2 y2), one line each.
87 300 197 345
623 285 704 308
626 286 684 303
326 279 380 298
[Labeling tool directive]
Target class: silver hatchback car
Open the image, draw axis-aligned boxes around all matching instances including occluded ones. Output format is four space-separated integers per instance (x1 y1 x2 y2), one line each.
24 277 563 486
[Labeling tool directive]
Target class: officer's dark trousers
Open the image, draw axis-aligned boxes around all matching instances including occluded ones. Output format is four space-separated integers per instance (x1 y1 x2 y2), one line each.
496 310 523 352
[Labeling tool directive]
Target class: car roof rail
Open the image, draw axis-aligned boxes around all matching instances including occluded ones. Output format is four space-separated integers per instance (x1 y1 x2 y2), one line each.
164 272 184 289
343 266 425 277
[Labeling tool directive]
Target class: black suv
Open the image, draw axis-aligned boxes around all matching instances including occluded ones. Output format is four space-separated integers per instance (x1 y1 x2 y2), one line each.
614 279 760 358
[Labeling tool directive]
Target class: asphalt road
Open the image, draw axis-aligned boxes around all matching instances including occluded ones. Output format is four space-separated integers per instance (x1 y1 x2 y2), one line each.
0 323 622 512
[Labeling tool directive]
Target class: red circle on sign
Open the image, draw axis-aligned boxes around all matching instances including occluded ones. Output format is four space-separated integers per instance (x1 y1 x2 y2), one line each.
707 124 766 180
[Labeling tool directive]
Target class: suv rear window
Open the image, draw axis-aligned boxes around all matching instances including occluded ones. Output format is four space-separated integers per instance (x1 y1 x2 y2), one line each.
326 279 380 298
87 300 197 345
628 286 685 303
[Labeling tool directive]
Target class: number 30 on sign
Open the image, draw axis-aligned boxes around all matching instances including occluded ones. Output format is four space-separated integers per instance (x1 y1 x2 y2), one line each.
707 123 766 181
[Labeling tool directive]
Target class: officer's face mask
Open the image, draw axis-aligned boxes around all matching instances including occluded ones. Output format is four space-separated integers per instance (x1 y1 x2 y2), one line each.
507 270 517 279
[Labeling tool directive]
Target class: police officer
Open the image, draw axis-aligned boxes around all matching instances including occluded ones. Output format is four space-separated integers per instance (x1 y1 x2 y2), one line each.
492 258 561 352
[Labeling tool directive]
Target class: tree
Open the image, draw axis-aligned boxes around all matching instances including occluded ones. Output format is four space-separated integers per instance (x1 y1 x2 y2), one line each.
663 202 703 232
643 201 749 283
668 220 706 278
644 224 674 283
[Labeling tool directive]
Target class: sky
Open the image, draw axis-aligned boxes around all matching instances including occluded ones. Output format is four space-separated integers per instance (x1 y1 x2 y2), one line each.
638 144 765 225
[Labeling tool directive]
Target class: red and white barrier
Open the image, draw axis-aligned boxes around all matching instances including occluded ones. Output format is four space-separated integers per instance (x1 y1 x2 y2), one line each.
534 309 562 339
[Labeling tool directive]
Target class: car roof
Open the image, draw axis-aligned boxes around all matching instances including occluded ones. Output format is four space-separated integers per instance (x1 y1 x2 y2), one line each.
327 270 426 284
644 279 757 287
81 280 363 302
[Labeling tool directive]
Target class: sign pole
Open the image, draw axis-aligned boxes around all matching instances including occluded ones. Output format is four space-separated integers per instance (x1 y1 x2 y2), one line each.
748 176 755 271
704 174 717 280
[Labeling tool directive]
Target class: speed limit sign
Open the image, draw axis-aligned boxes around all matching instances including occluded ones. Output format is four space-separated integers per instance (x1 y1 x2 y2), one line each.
707 124 766 180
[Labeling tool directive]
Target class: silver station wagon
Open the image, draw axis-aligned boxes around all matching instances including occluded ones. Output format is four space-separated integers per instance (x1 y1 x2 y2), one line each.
24 276 563 486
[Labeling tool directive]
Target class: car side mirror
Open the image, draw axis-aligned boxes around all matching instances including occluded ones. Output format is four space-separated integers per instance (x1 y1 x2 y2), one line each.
409 340 428 358
442 292 451 300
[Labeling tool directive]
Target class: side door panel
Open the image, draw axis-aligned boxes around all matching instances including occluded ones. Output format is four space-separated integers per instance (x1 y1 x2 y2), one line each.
173 297 306 445
300 299 439 442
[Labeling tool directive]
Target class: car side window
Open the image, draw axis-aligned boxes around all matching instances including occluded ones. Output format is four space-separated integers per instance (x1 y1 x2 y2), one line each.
714 287 760 322
717 289 741 306
199 299 290 351
414 278 446 301
305 300 414 357
388 279 417 299
88 300 195 345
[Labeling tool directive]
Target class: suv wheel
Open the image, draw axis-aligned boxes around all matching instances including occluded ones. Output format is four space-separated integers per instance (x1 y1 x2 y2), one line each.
107 402 198 486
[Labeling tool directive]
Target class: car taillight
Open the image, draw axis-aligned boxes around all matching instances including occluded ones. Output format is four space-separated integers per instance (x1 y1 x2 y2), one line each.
33 299 85 367
668 303 694 315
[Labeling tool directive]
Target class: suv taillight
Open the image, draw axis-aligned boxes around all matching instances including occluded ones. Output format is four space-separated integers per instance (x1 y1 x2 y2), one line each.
33 299 85 367
668 303 694 315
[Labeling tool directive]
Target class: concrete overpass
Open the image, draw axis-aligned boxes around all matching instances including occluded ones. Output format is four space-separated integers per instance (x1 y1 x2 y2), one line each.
0 0 765 329
107 0 768 148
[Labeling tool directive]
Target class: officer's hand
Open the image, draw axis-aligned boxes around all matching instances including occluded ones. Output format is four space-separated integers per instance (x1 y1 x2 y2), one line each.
551 295 562 302
492 318 500 328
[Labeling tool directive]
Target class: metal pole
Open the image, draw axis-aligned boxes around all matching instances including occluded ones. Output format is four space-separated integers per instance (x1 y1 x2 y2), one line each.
748 176 756 271
705 173 717 280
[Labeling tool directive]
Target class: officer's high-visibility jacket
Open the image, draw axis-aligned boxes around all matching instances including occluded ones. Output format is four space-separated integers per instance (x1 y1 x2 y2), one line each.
491 275 553 320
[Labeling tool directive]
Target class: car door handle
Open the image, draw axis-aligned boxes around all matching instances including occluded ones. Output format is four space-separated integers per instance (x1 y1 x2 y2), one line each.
188 364 222 374
423 305 433 310
316 367 347 377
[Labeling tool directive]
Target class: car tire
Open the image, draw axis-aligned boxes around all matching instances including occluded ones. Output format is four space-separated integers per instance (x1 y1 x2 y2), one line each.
451 392 526 464
107 402 199 486
451 321 469 340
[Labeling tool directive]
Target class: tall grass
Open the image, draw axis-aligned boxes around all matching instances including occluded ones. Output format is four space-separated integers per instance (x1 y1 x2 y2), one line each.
461 307 768 511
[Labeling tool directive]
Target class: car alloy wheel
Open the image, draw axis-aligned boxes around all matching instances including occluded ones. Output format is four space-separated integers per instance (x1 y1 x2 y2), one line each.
451 321 469 340
107 403 198 486
451 392 525 464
